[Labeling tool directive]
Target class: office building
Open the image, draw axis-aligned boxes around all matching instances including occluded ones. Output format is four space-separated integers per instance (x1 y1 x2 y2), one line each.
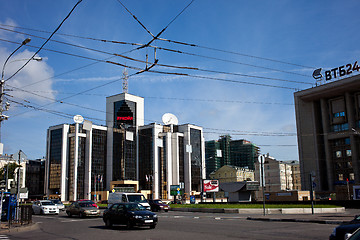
205 136 259 178
294 74 360 198
45 93 205 201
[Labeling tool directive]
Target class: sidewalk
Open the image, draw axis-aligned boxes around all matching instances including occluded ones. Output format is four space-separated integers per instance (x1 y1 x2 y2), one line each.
0 222 38 233
246 210 357 225
173 207 360 225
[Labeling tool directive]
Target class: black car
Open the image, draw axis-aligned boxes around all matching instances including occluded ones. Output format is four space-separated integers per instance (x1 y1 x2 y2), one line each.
329 215 360 240
148 199 170 212
103 203 158 229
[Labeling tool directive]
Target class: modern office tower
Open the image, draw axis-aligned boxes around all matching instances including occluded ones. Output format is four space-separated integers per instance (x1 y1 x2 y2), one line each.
295 74 360 198
139 123 205 199
230 139 259 170
205 140 221 178
205 137 259 177
105 93 144 190
45 123 107 201
45 92 205 201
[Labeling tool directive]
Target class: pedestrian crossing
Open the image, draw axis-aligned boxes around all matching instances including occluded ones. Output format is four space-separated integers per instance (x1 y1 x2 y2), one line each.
0 235 9 239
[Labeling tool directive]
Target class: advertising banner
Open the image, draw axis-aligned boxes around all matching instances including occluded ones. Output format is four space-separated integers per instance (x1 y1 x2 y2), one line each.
203 180 219 193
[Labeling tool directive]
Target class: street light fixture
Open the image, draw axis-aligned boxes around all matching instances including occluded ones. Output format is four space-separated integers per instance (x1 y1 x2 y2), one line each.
0 38 31 142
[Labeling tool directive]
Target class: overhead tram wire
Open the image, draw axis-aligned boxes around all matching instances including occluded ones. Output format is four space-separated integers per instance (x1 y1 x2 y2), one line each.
4 0 83 82
0 38 307 90
8 59 159 119
0 23 313 78
114 0 195 50
0 26 312 80
157 37 314 69
8 91 295 106
0 30 311 86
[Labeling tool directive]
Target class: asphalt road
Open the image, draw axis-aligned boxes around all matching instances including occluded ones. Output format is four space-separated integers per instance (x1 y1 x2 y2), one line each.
4 211 336 240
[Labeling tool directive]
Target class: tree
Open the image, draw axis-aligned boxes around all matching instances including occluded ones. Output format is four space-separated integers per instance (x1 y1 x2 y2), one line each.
0 163 22 180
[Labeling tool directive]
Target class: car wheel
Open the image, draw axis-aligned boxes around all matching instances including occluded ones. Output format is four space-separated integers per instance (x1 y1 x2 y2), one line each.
40 210 44 215
67 211 72 217
150 224 156 229
165 209 168 212
79 212 84 218
105 218 112 228
126 220 133 229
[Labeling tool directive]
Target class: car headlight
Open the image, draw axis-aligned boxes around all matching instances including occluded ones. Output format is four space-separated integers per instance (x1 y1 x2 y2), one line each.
331 228 336 236
153 214 157 218
84 210 90 213
134 215 143 219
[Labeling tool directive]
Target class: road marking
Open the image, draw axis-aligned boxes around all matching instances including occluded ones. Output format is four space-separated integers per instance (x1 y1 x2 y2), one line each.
194 217 200 219
61 218 100 223
0 235 9 239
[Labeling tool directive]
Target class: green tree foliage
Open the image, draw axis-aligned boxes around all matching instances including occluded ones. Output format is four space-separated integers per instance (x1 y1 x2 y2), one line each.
0 163 22 180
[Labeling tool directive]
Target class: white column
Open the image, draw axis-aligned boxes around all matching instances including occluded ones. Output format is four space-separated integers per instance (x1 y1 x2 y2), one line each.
73 123 79 201
61 125 69 201
84 128 92 200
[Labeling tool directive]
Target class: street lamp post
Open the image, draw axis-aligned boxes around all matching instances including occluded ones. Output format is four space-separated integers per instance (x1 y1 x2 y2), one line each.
0 38 31 142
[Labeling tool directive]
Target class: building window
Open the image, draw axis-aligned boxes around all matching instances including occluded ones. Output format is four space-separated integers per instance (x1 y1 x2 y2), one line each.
333 111 345 118
347 162 353 168
346 150 352 157
338 174 344 181
350 173 355 181
332 123 349 132
345 138 351 145
336 151 342 158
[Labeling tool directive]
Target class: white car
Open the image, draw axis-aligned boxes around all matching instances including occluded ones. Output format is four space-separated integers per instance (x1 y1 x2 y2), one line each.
32 200 59 215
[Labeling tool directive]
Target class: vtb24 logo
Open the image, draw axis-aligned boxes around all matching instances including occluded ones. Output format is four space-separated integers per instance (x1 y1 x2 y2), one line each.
313 61 360 81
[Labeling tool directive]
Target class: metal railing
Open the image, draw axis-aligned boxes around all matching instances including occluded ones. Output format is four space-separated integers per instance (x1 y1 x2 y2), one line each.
8 205 32 228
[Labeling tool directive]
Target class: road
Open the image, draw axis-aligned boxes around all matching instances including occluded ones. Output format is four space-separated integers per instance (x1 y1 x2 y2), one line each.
4 211 335 240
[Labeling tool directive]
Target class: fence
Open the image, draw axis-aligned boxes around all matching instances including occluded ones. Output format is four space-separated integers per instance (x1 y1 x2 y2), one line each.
7 205 32 228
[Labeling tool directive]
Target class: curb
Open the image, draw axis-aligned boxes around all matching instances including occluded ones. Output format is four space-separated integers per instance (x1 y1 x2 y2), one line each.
0 223 39 233
246 217 347 225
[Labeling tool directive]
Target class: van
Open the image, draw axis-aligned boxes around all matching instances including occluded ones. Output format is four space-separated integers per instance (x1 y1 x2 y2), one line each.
108 192 151 210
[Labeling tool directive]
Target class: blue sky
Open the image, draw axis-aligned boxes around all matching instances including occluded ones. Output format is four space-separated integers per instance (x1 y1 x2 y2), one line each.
1 0 360 161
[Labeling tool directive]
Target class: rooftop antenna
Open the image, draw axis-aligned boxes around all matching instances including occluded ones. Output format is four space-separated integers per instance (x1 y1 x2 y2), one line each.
122 68 128 93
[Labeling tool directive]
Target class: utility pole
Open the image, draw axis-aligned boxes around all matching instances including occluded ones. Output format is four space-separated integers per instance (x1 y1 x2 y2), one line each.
1 38 31 142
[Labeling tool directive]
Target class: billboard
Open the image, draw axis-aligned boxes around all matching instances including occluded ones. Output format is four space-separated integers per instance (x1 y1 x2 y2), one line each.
203 180 219 193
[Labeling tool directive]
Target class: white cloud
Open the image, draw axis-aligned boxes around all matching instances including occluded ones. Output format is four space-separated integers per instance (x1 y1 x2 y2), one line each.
0 48 55 104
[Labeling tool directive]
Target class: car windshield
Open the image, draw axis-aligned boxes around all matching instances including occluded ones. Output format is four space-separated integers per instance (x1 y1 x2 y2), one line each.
79 202 94 208
125 204 146 211
153 200 163 204
41 201 55 206
127 195 147 203
51 200 62 204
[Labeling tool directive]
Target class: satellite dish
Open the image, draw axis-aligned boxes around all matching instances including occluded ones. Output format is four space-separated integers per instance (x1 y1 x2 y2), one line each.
162 113 178 125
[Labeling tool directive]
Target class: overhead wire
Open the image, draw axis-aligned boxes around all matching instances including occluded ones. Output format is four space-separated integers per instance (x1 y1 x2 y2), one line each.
0 26 313 83
0 22 313 73
0 38 307 90
4 0 83 82
0 28 311 86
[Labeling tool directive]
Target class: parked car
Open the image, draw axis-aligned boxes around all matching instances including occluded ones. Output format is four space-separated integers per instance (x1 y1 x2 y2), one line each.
78 199 99 208
32 200 59 215
148 199 170 212
50 199 65 211
66 200 100 218
107 192 151 210
329 215 360 240
103 203 158 229
345 227 360 240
